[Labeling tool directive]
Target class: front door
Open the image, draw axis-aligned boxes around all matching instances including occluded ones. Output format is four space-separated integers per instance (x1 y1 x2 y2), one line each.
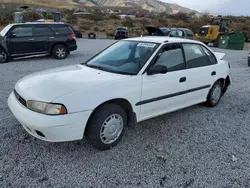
6 25 34 55
138 43 188 121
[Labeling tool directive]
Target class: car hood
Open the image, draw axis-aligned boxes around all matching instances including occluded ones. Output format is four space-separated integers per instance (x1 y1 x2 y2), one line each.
15 64 130 101
144 25 165 36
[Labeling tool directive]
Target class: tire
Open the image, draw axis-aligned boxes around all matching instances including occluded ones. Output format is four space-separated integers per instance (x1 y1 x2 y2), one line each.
213 35 221 47
85 103 127 150
52 44 68 59
0 49 9 63
206 81 223 107
248 58 250 67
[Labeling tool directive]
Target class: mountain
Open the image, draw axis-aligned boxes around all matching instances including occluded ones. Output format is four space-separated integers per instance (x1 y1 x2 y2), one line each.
2 0 195 13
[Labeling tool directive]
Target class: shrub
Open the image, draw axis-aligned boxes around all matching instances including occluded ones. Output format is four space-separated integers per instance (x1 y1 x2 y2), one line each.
79 25 89 31
140 19 150 26
93 27 99 32
109 14 120 20
122 17 134 27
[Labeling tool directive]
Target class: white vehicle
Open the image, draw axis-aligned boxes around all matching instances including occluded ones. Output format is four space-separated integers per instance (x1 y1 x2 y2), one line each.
8 37 231 150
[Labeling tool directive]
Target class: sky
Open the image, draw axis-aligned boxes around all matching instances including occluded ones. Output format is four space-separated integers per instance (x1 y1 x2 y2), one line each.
162 0 249 16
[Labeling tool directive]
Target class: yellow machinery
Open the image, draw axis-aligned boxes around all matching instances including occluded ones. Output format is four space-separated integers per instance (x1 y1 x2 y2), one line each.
195 16 234 47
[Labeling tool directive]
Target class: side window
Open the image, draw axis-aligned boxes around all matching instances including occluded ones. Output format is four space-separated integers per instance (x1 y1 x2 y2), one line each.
33 26 53 36
183 44 211 68
50 25 72 35
154 44 185 72
169 30 178 37
10 26 32 37
185 30 194 37
200 46 217 64
177 30 185 37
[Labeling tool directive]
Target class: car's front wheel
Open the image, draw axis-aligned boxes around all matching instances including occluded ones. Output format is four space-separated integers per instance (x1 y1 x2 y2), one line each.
0 50 9 63
52 44 68 59
85 103 127 150
206 81 223 107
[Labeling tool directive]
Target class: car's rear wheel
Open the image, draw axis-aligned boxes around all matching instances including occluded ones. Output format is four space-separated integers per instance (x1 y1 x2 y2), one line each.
85 103 127 150
52 44 68 59
0 50 8 63
206 81 223 107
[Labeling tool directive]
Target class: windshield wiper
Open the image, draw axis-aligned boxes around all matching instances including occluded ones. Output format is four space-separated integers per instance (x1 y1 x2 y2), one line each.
84 64 105 71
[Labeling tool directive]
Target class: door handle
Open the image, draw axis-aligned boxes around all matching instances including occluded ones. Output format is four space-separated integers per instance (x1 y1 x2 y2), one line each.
28 38 34 41
179 77 186 83
211 71 216 76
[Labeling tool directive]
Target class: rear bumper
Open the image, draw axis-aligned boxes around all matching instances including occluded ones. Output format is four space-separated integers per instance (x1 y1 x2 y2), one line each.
222 75 232 95
69 45 77 52
8 91 92 142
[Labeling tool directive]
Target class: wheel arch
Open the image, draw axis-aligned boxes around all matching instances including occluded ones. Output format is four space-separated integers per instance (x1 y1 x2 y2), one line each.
212 76 231 96
84 98 137 135
51 42 68 53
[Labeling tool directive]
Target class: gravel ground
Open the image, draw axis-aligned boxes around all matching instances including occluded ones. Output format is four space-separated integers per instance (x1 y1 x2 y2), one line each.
0 39 250 188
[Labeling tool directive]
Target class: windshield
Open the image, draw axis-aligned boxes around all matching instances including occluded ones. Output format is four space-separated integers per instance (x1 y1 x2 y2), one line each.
83 40 160 75
0 24 12 36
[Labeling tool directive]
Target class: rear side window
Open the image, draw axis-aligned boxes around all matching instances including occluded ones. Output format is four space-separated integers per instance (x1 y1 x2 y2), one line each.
50 25 72 35
33 26 53 36
200 46 217 64
10 26 32 37
183 43 212 68
177 30 185 37
186 29 194 37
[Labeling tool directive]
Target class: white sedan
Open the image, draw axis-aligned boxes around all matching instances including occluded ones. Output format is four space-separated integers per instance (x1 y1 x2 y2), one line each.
8 36 231 150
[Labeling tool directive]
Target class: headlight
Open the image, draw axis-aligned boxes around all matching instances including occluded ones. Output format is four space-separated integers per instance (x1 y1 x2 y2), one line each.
26 100 67 115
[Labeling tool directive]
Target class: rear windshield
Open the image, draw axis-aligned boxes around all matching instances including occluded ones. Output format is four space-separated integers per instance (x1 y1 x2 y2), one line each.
50 25 73 35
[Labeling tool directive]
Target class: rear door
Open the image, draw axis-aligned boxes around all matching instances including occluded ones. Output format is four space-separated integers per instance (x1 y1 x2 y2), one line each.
50 24 75 48
6 25 34 55
183 43 218 106
33 25 55 53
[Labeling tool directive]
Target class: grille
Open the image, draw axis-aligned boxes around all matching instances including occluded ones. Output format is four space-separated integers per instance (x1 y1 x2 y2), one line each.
14 90 27 107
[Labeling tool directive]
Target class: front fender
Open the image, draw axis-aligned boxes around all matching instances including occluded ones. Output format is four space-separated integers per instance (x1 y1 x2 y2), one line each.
52 76 142 116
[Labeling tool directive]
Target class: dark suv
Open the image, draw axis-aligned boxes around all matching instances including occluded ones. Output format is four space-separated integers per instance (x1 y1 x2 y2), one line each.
114 27 129 40
144 25 194 40
0 22 77 63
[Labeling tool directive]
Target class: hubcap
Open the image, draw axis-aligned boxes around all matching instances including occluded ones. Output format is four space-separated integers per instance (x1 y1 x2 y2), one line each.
0 51 7 63
100 114 124 144
56 48 66 58
211 84 221 104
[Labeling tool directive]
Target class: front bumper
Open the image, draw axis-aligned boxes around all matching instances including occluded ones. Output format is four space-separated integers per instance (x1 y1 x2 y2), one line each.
8 91 92 142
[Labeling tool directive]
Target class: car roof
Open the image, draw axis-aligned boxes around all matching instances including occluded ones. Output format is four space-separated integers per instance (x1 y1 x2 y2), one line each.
124 36 202 44
7 22 66 26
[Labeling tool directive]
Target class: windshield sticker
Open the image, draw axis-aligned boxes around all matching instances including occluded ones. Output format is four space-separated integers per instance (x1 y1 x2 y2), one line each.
137 43 156 48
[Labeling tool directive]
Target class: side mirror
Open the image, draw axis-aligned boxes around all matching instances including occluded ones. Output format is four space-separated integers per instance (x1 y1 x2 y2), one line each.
9 32 16 38
147 65 168 75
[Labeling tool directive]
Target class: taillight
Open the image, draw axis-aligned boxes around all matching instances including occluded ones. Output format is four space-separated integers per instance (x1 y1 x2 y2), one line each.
70 33 76 38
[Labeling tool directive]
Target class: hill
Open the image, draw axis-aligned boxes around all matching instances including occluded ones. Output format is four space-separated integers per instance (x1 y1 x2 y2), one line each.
2 0 195 13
